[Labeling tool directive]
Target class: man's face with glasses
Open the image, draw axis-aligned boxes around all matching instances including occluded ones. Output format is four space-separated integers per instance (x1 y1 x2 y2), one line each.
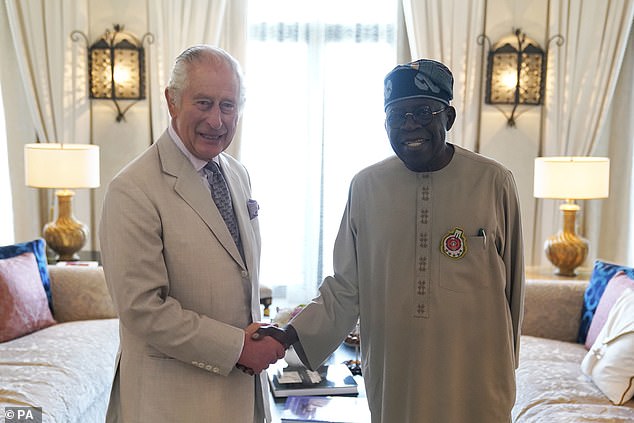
385 98 456 172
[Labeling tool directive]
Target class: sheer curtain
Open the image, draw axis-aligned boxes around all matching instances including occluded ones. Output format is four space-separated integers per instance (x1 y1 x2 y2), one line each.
4 0 89 243
240 0 396 303
4 0 89 145
0 80 13 245
592 26 634 265
401 0 486 151
532 1 634 266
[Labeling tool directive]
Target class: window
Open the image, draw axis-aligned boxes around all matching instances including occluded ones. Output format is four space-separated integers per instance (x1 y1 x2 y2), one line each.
241 0 396 303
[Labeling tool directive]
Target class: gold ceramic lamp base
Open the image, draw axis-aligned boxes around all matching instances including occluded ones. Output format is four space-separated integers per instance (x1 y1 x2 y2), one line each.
43 190 88 261
544 202 588 277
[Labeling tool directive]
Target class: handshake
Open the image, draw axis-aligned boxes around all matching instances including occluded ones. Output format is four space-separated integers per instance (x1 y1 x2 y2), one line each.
236 323 298 375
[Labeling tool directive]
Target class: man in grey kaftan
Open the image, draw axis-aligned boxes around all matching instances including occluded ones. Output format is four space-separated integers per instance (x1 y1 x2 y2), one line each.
277 59 525 423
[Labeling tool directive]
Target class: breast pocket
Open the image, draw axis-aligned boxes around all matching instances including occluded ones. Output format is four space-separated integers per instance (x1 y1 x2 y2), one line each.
438 234 496 293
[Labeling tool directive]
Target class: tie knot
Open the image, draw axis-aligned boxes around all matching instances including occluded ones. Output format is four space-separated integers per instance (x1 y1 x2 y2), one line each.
205 161 221 174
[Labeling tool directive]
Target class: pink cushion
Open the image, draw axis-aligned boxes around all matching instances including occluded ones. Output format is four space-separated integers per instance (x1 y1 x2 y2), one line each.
585 271 634 349
0 252 56 342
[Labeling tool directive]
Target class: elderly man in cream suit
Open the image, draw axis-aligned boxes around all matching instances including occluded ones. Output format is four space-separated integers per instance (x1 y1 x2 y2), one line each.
100 45 285 423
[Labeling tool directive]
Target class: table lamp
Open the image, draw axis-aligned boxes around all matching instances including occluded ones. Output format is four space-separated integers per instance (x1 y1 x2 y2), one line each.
534 157 610 276
24 143 100 261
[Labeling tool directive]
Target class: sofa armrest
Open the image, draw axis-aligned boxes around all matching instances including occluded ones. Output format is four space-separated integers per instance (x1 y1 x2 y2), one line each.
521 279 588 342
48 266 117 322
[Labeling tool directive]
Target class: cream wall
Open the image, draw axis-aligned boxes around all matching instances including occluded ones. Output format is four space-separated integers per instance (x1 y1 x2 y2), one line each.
88 0 152 251
480 0 550 269
3 0 568 267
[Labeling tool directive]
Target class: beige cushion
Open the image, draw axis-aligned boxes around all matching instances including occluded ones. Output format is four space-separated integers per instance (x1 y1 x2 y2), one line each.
49 266 116 322
522 279 587 342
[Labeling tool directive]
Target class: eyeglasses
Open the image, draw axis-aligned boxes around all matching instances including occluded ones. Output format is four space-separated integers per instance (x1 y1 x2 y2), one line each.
386 105 446 128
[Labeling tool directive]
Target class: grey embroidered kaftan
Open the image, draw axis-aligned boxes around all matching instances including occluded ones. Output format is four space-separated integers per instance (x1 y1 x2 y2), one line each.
290 145 525 423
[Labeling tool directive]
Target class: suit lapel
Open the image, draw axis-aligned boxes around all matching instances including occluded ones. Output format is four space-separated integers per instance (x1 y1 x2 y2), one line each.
219 154 254 271
157 134 245 269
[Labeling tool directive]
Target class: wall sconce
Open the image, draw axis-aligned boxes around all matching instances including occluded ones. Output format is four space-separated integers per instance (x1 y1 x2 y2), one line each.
24 143 100 261
478 29 563 127
72 24 153 122
534 157 610 276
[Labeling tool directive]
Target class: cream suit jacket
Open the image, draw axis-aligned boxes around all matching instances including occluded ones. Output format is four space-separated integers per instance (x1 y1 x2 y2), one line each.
100 131 271 422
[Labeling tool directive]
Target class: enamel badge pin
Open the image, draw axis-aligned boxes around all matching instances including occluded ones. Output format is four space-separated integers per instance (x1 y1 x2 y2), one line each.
441 228 466 259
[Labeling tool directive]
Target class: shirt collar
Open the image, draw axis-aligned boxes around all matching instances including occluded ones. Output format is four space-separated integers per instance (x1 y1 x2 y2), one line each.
168 121 218 172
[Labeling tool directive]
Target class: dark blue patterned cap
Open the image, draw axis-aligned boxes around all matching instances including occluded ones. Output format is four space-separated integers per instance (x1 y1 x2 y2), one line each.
384 59 453 110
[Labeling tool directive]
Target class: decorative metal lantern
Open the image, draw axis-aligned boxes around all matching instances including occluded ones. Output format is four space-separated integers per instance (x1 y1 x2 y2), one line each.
483 29 546 126
72 24 153 122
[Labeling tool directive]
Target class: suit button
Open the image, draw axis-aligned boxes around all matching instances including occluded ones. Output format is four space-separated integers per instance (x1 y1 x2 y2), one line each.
205 365 213 371
198 362 205 368
241 270 248 278
212 367 220 373
192 361 199 366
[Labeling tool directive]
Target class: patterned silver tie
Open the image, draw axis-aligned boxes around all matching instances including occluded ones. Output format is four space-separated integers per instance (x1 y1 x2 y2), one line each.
205 161 242 250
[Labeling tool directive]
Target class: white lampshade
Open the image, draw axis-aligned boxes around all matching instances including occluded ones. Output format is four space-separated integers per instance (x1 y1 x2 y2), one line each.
24 143 100 189
534 156 610 199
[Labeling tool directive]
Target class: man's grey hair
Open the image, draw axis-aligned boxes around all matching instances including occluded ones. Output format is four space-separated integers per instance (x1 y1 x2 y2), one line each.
166 45 246 110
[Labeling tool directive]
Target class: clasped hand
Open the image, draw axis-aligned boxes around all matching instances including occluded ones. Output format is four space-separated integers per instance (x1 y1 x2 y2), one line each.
236 323 290 375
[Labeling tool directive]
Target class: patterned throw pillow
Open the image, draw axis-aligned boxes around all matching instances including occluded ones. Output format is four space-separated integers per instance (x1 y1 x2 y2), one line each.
0 252 57 342
578 260 634 343
0 238 52 310
584 271 634 350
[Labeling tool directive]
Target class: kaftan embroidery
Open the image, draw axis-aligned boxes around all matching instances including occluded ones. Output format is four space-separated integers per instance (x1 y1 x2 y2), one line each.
415 173 431 318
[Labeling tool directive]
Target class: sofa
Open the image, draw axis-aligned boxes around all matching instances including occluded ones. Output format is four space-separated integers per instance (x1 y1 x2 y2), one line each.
0 265 119 423
2 242 633 423
514 271 634 422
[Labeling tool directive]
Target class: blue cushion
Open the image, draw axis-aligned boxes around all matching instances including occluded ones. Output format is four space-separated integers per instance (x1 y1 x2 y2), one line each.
577 260 634 343
0 238 52 310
